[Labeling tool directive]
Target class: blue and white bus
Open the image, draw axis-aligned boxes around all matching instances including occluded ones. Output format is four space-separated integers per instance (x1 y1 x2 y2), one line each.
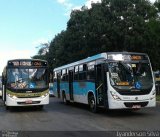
53 52 156 112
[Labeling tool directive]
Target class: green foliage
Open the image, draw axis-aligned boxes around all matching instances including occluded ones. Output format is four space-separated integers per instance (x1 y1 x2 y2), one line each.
32 42 49 61
34 0 160 70
155 0 160 12
157 95 160 101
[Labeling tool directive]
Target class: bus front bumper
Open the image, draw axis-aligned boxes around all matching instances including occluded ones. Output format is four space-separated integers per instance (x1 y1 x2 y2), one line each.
5 95 49 106
108 98 156 109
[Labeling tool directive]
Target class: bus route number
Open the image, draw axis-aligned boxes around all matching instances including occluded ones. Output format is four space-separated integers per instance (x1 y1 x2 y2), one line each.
33 61 42 66
20 61 31 66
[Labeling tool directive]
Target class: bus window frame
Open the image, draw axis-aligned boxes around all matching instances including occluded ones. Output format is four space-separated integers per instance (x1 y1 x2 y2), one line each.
78 64 87 81
74 66 79 81
87 64 95 81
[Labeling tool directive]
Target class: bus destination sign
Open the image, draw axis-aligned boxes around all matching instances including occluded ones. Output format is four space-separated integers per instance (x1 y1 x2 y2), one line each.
131 55 142 60
130 55 147 61
108 54 148 61
8 60 47 67
9 61 31 66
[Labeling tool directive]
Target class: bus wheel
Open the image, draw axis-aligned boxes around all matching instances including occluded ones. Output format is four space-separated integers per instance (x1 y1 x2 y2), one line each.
88 94 97 113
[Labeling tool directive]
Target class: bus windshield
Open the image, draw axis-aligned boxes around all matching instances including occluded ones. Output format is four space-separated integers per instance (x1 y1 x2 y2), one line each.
7 68 48 89
108 62 153 90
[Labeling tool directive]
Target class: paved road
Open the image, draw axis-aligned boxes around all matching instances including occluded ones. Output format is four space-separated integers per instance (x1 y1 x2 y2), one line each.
0 97 159 136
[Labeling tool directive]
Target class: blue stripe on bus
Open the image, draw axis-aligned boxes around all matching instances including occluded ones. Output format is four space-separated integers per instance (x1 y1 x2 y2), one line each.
53 81 96 96
73 82 95 95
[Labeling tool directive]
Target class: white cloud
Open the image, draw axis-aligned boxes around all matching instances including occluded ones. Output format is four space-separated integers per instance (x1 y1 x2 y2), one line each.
56 0 102 16
72 6 82 11
57 0 73 10
72 0 102 11
56 0 74 16
57 0 67 4
0 50 35 74
85 0 102 9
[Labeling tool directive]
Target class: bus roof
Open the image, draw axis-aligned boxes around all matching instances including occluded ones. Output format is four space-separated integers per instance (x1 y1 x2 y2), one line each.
54 52 148 72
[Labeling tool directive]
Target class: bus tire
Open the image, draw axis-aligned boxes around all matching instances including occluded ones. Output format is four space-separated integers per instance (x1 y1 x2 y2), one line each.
88 94 97 113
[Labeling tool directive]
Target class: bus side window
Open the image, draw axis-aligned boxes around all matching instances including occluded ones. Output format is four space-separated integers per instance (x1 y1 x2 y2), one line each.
61 69 66 81
66 69 69 81
79 64 87 81
53 72 57 82
61 69 69 82
87 65 95 80
74 66 79 80
65 73 68 81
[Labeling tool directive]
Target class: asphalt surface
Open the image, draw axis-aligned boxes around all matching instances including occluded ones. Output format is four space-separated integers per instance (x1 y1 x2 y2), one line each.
0 97 159 136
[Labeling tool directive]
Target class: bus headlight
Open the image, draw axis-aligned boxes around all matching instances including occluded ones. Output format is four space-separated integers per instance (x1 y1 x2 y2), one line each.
12 96 17 99
110 91 121 101
41 93 48 98
7 94 17 99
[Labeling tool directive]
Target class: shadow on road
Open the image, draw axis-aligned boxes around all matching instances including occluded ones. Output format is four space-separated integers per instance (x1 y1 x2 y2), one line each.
52 100 153 118
5 106 45 113
0 97 157 118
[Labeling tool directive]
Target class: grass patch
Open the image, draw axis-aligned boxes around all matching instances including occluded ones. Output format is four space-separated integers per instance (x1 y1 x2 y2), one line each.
156 95 160 101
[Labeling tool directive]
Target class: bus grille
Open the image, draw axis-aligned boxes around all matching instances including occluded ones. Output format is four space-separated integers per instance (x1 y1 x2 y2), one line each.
17 96 41 98
124 102 148 108
17 101 41 105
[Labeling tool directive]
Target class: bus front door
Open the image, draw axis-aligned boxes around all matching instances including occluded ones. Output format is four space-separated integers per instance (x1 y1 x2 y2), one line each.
95 64 107 106
2 76 6 102
69 70 74 101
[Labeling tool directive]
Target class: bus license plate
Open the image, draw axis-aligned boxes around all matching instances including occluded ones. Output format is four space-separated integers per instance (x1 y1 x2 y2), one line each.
25 100 33 104
132 105 141 109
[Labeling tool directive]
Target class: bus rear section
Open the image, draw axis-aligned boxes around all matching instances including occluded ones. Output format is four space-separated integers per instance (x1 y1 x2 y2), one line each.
52 52 156 112
2 59 49 109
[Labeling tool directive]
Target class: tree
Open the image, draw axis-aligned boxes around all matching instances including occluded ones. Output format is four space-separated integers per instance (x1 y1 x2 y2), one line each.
32 42 50 60
34 0 160 70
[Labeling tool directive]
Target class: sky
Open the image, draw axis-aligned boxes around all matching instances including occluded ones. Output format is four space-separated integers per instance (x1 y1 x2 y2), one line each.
0 0 156 74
